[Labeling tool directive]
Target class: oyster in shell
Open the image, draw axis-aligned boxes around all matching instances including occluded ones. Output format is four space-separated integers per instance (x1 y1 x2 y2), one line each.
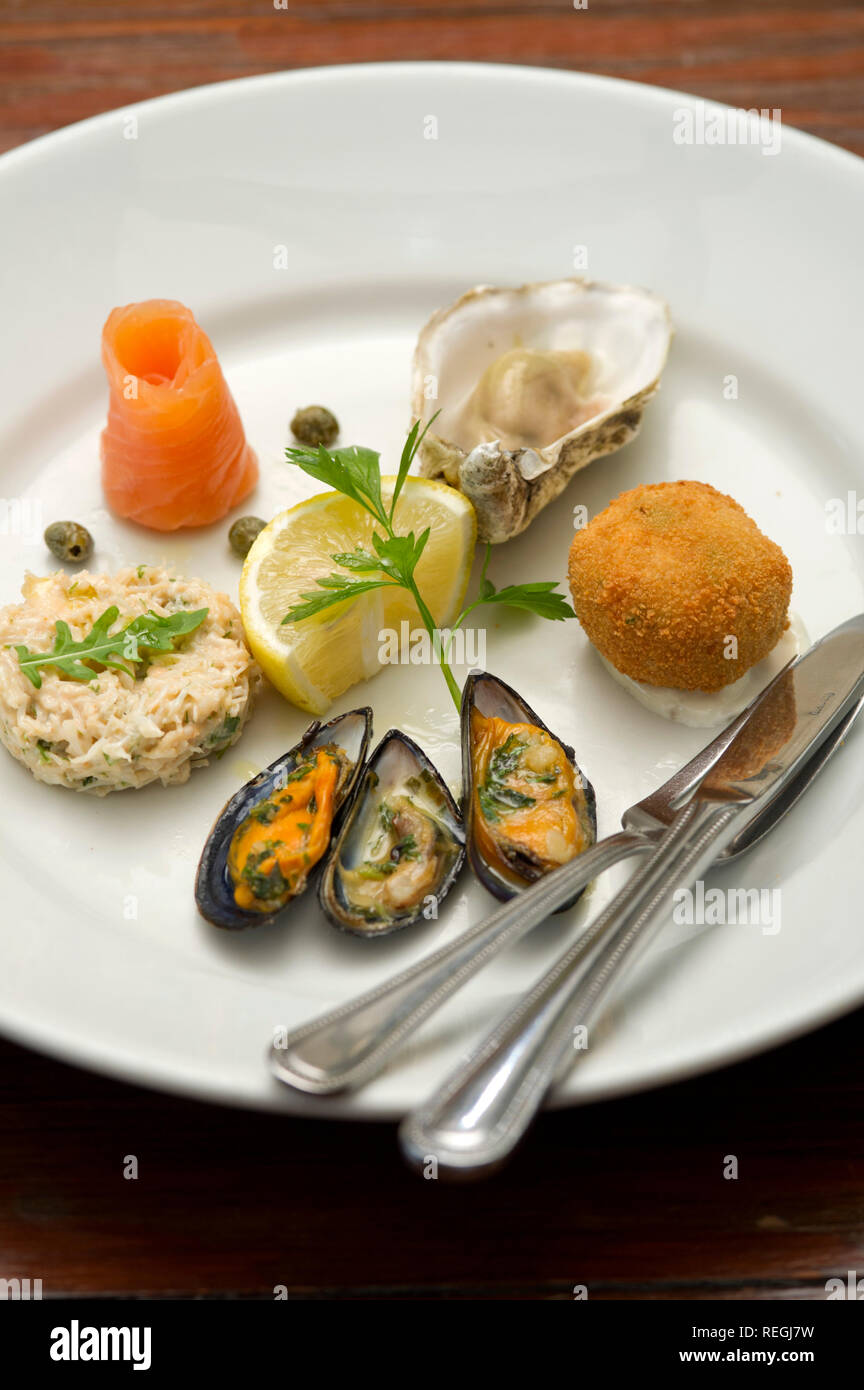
412 278 672 542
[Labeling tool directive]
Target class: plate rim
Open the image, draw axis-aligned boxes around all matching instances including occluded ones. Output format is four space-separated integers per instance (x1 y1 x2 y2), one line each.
1 60 862 1119
2 59 861 180
2 939 863 1118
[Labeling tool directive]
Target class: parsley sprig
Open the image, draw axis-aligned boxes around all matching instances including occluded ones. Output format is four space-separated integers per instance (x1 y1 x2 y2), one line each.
283 419 575 710
15 605 208 689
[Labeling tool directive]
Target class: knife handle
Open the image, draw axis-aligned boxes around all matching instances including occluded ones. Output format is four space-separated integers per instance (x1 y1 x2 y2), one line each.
269 828 651 1097
399 798 742 1179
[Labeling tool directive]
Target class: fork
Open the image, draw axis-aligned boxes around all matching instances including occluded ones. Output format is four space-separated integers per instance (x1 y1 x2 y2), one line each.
269 685 860 1098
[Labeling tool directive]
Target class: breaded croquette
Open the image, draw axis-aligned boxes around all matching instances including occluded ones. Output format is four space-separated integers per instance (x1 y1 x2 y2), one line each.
568 480 793 691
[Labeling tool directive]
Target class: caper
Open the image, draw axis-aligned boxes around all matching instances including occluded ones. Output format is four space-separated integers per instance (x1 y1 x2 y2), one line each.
44 520 94 564
291 404 339 448
229 515 266 558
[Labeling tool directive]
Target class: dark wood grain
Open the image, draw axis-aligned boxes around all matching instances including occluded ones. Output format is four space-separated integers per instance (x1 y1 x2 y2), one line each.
1 1008 863 1299
0 1 862 158
0 1 862 1302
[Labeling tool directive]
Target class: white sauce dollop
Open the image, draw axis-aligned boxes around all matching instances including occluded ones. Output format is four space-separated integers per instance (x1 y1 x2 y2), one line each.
597 613 809 728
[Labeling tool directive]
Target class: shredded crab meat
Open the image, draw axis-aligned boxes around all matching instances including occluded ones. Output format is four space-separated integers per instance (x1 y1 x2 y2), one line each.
0 565 261 794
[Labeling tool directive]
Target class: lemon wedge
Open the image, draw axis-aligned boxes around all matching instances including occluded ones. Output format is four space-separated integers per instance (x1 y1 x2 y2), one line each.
240 476 477 714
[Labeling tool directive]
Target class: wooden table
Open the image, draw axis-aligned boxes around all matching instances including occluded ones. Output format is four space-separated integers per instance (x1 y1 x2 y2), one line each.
1 0 863 158
3 1014 863 1300
1 1 862 1302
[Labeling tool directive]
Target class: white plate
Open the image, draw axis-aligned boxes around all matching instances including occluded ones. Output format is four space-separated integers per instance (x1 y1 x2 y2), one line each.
1 63 862 1117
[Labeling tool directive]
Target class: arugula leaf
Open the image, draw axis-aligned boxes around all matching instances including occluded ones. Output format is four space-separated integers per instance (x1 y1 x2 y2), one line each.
131 608 211 650
15 606 208 689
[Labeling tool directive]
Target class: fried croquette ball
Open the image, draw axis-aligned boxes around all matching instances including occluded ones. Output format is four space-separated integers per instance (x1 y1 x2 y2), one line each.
568 481 793 691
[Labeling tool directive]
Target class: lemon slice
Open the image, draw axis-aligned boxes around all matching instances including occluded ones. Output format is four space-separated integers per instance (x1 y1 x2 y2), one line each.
240 476 477 714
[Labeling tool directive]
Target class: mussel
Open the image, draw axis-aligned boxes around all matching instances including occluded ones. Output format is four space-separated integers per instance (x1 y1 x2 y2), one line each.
195 708 372 929
461 672 596 905
319 730 465 938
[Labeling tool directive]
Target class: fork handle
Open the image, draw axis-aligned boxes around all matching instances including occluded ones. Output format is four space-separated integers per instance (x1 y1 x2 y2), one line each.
270 828 651 1096
399 798 742 1178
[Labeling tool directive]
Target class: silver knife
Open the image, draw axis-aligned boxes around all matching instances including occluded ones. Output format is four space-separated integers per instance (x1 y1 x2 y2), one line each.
400 613 864 1178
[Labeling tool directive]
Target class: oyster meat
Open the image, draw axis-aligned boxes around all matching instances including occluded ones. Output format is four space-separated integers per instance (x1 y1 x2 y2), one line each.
412 278 672 542
319 730 464 937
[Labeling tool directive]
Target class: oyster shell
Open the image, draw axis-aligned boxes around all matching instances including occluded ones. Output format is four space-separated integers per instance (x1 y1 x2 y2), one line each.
319 730 464 937
461 672 596 906
412 278 672 542
195 708 372 930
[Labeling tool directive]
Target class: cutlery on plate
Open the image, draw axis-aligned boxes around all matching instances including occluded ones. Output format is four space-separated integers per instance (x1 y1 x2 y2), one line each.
270 617 864 1100
399 614 864 1177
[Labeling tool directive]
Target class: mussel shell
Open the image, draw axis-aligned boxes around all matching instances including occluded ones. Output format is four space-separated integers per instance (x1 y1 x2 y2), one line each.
461 672 596 907
319 729 465 938
195 708 372 930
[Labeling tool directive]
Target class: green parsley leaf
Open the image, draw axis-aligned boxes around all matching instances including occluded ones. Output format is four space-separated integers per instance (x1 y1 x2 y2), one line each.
475 581 575 622
370 529 430 587
281 423 574 710
285 444 387 525
335 446 386 523
284 443 367 509
389 415 434 521
329 548 382 573
281 578 397 624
